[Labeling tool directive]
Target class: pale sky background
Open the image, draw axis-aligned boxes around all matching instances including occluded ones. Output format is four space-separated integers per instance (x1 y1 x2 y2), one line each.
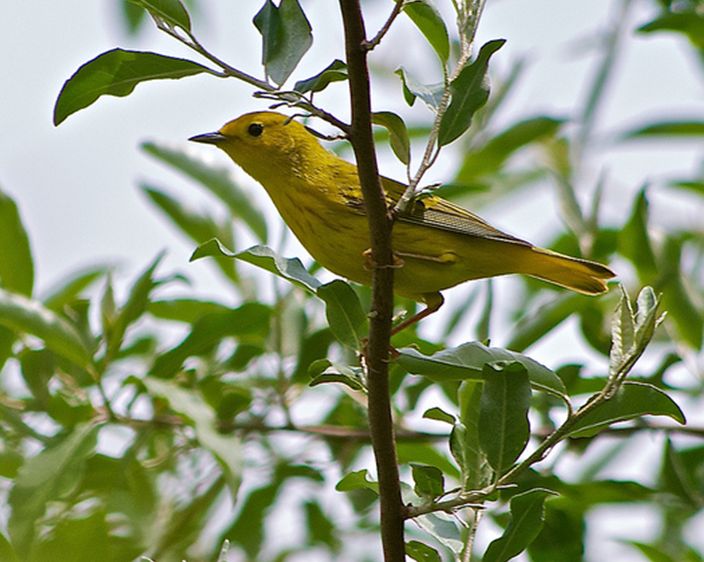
2 1 703 560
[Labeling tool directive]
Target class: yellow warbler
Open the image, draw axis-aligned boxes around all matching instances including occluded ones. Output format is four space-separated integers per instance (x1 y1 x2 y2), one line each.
190 111 614 330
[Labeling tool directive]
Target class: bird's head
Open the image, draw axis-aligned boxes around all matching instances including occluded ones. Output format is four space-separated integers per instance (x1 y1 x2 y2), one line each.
189 111 324 183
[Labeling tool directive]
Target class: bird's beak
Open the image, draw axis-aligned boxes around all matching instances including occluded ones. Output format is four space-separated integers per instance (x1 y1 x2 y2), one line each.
189 132 227 145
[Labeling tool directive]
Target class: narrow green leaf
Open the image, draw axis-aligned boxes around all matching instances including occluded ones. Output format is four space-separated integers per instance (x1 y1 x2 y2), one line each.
54 49 211 125
621 120 704 139
372 111 411 165
105 253 164 359
610 285 635 376
620 188 657 279
406 540 442 562
397 442 460 481
150 302 271 377
8 423 99 557
395 67 444 109
317 280 367 349
336 469 379 494
397 342 567 398
142 141 268 242
0 288 92 367
130 0 191 31
0 188 33 296
453 381 492 489
507 294 589 352
483 488 557 562
253 0 312 86
403 0 450 63
0 532 19 562
456 116 564 180
141 184 238 283
624 541 677 562
423 406 455 425
638 12 704 48
294 59 347 94
309 371 365 391
438 39 506 146
479 362 531 473
568 382 685 438
148 298 232 323
411 464 445 499
143 378 242 494
660 236 703 348
42 266 108 311
121 0 148 34
191 240 321 292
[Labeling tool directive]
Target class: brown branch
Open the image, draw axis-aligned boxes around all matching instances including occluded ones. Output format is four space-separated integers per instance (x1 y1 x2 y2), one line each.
339 1 405 561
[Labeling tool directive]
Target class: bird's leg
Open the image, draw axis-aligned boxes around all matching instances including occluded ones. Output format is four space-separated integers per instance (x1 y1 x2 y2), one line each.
396 250 457 264
391 293 444 335
362 248 405 270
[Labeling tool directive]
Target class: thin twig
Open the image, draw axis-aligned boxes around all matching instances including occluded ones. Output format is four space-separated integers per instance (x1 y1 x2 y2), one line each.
364 0 405 51
154 20 351 133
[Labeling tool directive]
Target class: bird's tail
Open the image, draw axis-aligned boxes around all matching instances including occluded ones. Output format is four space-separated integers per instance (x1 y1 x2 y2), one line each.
521 247 616 295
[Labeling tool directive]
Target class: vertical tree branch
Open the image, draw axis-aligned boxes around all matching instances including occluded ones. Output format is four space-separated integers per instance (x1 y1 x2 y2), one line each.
338 1 406 561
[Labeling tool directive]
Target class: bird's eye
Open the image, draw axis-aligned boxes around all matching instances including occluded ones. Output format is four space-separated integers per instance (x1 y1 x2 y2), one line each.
248 123 264 137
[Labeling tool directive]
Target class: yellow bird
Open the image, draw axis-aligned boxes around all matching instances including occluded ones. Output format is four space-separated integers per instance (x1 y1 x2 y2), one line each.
190 111 615 331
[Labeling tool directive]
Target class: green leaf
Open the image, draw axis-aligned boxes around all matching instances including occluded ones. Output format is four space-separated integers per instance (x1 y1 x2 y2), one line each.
0 532 19 562
620 188 657 279
456 116 564 180
0 288 92 367
335 469 379 494
660 236 703 348
0 187 33 296
8 423 99 557
143 378 242 494
638 10 704 46
294 59 347 94
105 253 164 360
422 406 455 425
316 280 367 349
397 442 460 481
624 541 678 562
142 141 268 242
452 381 492 489
130 0 191 31
610 285 636 376
479 362 531 473
483 488 557 562
121 0 148 35
42 266 108 312
568 382 685 438
411 464 445 499
372 111 411 165
141 184 238 283
395 67 444 109
148 298 232 323
150 302 271 377
397 341 567 398
506 293 589 352
406 540 442 562
620 120 704 139
54 49 211 125
191 240 321 292
403 0 450 63
438 39 506 146
253 0 312 86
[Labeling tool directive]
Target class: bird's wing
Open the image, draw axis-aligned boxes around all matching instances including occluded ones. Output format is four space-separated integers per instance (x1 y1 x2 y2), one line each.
345 176 532 246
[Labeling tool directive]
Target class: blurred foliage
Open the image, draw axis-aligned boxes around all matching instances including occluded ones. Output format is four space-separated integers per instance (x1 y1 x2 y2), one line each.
1 0 703 560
